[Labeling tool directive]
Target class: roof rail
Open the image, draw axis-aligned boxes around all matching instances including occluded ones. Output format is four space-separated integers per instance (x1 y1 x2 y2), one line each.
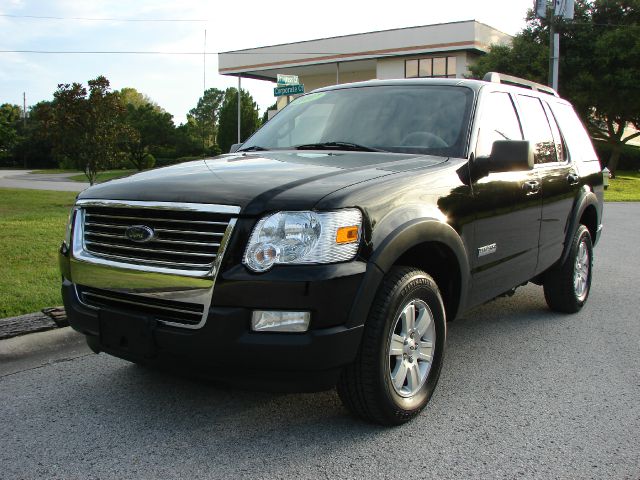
482 72 559 97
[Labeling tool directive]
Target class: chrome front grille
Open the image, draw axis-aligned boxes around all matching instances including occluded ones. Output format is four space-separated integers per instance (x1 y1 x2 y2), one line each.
71 200 240 328
77 285 204 326
78 201 238 272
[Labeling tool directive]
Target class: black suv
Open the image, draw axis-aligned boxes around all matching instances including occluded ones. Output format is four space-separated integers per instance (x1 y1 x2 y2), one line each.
59 73 604 425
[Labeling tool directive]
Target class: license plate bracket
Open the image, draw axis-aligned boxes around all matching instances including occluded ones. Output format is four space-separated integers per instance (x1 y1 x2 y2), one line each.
99 310 157 358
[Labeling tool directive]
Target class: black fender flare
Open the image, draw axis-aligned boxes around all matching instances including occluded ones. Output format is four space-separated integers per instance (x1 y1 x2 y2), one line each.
347 219 470 327
560 189 600 265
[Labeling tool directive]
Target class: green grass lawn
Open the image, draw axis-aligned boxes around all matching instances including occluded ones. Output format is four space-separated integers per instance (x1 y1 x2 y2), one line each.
0 188 77 318
604 170 640 201
68 169 136 183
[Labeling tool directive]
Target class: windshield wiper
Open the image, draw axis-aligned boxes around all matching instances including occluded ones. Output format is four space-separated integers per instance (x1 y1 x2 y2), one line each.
294 142 386 152
237 145 269 152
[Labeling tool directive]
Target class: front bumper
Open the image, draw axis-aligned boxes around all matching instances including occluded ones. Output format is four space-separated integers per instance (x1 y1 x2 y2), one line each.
61 260 369 391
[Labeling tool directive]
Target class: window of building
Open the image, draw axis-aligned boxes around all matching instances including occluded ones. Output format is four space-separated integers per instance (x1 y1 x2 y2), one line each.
406 59 418 78
405 56 458 78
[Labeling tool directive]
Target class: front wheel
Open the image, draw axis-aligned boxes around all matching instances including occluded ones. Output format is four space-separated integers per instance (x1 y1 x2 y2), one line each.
543 224 593 313
337 267 446 425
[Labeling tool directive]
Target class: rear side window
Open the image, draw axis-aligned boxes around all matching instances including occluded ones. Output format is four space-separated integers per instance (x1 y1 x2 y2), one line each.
517 95 558 164
475 92 523 158
548 102 598 162
542 102 567 163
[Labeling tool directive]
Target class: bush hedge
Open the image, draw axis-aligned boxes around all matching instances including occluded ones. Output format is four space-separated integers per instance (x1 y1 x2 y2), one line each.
593 141 640 170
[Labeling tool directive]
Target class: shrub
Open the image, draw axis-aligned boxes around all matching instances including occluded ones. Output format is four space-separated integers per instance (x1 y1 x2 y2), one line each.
593 141 640 171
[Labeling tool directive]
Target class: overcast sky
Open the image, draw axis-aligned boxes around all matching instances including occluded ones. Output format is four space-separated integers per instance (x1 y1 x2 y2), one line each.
0 0 534 124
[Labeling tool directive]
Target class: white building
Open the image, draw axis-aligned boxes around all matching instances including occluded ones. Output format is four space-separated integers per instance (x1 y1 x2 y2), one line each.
218 20 512 110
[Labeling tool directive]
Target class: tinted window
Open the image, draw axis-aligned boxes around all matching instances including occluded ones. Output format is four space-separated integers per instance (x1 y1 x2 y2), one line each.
517 95 557 164
242 86 474 157
542 101 567 162
475 92 523 157
548 102 598 162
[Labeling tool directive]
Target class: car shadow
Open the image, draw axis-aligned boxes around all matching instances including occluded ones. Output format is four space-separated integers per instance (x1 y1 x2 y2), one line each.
48 283 575 462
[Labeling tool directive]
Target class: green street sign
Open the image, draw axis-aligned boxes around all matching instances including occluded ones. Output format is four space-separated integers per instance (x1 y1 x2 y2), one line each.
274 84 305 97
277 74 299 86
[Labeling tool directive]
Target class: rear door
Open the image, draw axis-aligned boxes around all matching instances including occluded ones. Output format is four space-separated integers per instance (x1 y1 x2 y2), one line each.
514 95 579 273
469 90 543 306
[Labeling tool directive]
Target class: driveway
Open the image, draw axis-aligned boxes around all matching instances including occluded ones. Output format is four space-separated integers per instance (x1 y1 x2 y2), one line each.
0 169 89 191
0 203 638 479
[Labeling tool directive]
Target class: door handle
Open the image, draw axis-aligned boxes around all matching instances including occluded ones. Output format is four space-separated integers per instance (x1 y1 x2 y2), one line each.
522 180 540 194
567 173 580 185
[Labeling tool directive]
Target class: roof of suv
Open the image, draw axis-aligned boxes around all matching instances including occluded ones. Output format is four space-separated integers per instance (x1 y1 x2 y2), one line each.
313 76 565 102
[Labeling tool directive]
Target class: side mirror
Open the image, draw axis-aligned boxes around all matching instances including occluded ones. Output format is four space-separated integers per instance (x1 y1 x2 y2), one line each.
474 140 534 176
229 143 242 153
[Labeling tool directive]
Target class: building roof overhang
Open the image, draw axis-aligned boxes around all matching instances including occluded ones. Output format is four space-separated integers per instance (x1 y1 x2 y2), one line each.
218 20 512 81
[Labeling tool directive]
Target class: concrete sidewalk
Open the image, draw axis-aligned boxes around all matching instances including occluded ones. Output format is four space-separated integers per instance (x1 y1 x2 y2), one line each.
0 169 89 191
0 326 90 377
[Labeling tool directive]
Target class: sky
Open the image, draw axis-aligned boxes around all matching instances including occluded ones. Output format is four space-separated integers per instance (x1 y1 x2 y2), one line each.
0 0 534 125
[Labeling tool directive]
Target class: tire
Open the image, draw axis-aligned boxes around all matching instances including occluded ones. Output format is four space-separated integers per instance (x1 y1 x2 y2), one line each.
543 224 593 313
337 267 446 426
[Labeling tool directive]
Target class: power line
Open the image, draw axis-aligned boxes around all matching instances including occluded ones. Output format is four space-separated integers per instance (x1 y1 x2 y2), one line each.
0 13 206 22
1 49 427 56
0 50 217 55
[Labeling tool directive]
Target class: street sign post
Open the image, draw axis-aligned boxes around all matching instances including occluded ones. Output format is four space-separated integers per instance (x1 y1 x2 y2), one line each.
274 84 305 97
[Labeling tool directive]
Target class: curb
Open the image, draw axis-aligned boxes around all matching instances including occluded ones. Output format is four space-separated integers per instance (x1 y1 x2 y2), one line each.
0 307 68 340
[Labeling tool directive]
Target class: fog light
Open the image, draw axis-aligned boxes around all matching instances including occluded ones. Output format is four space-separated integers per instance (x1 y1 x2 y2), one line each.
251 310 311 332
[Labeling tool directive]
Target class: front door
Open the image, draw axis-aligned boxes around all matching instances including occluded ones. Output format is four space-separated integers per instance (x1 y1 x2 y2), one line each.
469 90 543 306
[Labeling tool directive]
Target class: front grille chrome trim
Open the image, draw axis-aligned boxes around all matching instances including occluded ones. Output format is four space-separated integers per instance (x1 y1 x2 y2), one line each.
76 199 241 215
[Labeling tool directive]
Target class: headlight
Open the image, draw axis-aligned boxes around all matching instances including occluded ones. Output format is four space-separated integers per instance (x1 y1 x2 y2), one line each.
243 209 362 272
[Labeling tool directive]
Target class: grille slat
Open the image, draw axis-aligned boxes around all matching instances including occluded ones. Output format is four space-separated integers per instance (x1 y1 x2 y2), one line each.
84 231 220 247
84 240 218 259
85 222 224 238
86 213 229 226
81 204 235 272
77 285 204 325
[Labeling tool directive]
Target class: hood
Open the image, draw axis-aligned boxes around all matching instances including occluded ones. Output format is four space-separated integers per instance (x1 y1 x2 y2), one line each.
78 151 447 215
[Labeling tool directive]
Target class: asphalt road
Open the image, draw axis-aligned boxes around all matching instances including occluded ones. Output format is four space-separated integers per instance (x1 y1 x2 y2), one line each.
1 203 638 479
0 169 88 191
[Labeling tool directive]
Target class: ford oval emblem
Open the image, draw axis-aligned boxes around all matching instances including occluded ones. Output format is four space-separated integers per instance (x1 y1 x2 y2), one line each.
125 225 155 243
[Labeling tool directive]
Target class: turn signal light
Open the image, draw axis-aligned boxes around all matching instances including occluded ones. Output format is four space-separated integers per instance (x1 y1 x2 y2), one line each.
336 226 359 244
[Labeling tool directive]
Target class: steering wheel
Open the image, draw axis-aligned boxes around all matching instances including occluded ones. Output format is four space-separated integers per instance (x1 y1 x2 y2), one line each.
400 132 448 148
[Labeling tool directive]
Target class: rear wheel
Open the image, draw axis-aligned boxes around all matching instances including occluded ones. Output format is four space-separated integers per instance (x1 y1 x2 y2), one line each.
337 267 446 425
543 225 593 313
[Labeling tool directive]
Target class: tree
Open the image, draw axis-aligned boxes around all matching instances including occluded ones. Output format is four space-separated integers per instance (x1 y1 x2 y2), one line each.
188 88 224 153
0 103 22 166
121 94 176 170
469 0 640 175
52 76 127 184
21 101 56 168
217 88 261 153
261 102 278 125
118 87 163 112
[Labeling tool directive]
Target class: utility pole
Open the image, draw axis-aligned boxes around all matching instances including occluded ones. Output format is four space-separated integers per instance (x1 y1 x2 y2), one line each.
23 92 27 168
237 75 241 144
548 19 559 90
536 0 574 91
202 29 207 155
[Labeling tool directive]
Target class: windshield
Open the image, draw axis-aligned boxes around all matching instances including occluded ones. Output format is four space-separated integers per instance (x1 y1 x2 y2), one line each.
241 85 474 157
